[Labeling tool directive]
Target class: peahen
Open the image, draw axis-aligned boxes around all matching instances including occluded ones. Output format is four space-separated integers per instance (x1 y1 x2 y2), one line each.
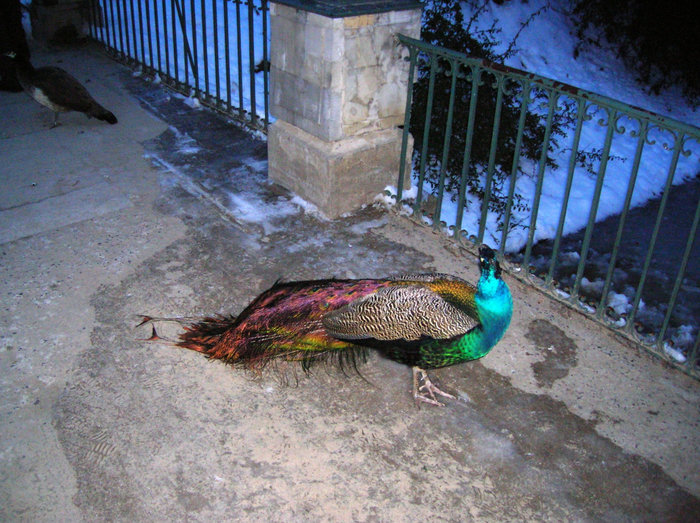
5 51 117 127
140 245 513 406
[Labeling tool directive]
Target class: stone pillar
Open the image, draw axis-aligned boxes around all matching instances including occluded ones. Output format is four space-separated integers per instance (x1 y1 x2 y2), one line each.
30 0 91 43
268 0 422 218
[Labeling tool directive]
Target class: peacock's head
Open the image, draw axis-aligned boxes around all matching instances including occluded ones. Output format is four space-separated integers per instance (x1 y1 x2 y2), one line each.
478 245 502 279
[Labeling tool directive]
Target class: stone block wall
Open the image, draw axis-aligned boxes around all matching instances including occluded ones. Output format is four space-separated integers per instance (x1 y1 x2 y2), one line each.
270 4 421 142
268 2 422 218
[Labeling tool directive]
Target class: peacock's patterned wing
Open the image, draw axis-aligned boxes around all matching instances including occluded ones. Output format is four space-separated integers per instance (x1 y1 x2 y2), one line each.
322 283 479 342
392 273 479 319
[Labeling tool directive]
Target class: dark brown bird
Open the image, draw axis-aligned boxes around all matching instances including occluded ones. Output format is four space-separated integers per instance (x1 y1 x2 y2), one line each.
5 51 117 127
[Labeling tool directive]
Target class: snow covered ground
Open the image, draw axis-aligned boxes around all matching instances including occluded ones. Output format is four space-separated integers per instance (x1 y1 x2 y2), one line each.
390 0 699 252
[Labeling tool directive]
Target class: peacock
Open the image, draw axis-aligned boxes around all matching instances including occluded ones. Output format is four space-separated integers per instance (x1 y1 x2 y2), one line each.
140 245 513 406
5 51 117 128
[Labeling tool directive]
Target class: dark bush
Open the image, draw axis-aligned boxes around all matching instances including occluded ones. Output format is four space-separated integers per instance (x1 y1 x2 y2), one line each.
571 0 700 109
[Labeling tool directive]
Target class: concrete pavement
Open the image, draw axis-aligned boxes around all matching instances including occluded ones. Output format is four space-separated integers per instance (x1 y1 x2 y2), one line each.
1 44 698 521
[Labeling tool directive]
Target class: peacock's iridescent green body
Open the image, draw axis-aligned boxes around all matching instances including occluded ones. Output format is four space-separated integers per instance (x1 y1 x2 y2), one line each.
142 245 512 405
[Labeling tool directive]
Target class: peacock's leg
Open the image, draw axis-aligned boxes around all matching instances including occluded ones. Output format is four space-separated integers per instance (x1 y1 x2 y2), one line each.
412 366 456 407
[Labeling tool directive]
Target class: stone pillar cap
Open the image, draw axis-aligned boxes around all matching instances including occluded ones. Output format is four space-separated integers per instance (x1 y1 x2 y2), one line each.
271 0 422 18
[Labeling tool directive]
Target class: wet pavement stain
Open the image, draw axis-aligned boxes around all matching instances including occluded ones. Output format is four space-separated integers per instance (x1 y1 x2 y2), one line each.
440 361 700 521
525 318 578 387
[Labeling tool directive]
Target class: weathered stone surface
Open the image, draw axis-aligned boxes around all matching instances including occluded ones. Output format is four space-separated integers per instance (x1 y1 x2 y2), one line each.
269 2 420 214
268 120 411 217
270 3 421 142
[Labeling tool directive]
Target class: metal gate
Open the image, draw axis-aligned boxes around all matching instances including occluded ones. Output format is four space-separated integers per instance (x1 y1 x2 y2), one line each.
87 0 269 130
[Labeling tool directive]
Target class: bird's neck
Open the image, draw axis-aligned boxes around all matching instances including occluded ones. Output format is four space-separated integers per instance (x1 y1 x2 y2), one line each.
476 268 507 300
474 269 512 350
12 57 34 82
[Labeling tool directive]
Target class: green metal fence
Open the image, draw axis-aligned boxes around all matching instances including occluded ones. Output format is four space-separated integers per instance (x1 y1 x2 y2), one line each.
87 0 269 130
395 34 700 378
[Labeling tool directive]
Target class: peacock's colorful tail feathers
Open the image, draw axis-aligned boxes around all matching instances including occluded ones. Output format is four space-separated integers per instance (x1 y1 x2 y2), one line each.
140 312 368 375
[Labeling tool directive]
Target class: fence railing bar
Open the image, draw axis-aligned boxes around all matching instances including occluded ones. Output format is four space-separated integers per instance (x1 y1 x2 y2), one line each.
172 0 197 89
627 133 683 332
98 0 106 43
189 0 199 96
136 0 146 65
223 0 231 109
415 55 438 214
161 0 170 77
397 46 418 202
129 0 139 62
145 0 154 69
522 90 559 272
171 0 179 83
201 0 210 98
108 0 118 53
478 73 506 244
546 98 586 286
152 0 161 72
88 0 98 40
235 0 244 120
117 0 128 57
212 0 220 104
596 119 649 318
657 181 700 345
571 108 618 302
262 0 269 127
498 82 531 257
248 0 257 124
432 58 460 229
454 65 482 233
689 330 700 371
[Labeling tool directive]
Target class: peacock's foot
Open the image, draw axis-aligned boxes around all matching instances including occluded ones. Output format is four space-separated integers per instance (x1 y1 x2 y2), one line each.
412 366 456 407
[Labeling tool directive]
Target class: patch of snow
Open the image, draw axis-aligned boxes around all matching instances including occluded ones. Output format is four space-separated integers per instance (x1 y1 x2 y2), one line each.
289 194 325 219
607 291 631 316
579 300 595 314
663 343 687 364
169 126 201 155
184 96 201 109
560 251 580 263
581 277 605 294
670 325 696 350
349 218 388 236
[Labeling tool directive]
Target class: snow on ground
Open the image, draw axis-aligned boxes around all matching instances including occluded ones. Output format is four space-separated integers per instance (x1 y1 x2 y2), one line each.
478 1 699 127
395 0 699 254
388 1 699 353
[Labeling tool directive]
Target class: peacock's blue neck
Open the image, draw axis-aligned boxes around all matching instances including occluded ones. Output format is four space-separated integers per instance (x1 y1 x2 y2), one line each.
473 267 513 356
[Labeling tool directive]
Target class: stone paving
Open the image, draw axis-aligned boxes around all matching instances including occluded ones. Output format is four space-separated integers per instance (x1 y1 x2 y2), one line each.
1 44 699 521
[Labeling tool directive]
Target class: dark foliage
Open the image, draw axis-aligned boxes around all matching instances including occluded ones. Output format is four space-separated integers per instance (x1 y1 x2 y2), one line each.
571 0 700 108
411 0 565 225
